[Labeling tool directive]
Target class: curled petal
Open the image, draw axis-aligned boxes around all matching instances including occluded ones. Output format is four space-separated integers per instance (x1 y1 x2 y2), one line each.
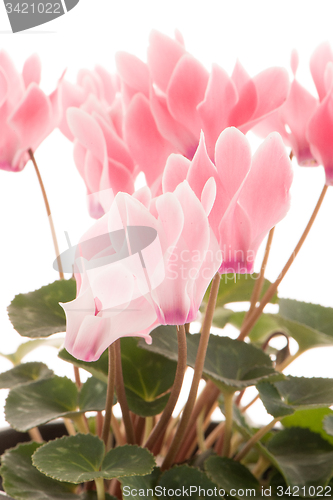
22 54 41 88
310 42 333 101
67 108 106 164
116 52 150 97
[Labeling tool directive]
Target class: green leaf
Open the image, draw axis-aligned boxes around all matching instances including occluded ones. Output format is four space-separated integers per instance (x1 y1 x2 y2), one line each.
204 456 260 498
158 465 218 499
121 338 177 401
0 362 53 389
120 468 160 500
282 408 333 445
140 328 282 393
279 299 333 337
125 389 170 417
228 311 281 345
323 415 333 436
5 376 78 431
79 377 109 412
0 442 78 500
267 428 333 488
212 307 233 329
60 339 176 416
32 435 155 483
0 337 64 365
258 377 333 418
8 279 76 338
205 273 277 307
58 348 109 383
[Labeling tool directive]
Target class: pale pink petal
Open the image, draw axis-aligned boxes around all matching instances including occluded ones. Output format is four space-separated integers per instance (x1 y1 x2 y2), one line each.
22 54 41 88
310 42 333 101
307 91 333 185
58 80 86 140
73 141 87 179
150 86 197 157
0 50 24 103
240 67 290 133
116 52 149 97
162 153 190 193
93 113 134 171
100 157 135 197
280 79 318 165
197 64 238 158
124 93 174 185
155 191 184 250
84 151 103 194
201 177 216 217
229 60 257 127
174 29 185 46
8 84 52 151
94 65 119 104
67 108 106 164
0 67 8 107
239 133 293 249
167 54 209 137
132 186 152 208
290 49 299 76
215 127 252 202
147 29 186 92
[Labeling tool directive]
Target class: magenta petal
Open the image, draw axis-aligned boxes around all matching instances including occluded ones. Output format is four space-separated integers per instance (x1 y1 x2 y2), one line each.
197 64 238 158
116 51 149 97
310 42 333 101
167 54 209 137
22 54 41 88
124 93 174 185
67 108 106 164
147 29 186 93
9 84 52 151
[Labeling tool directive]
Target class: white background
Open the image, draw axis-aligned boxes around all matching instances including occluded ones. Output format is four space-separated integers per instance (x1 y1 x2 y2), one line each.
0 0 333 426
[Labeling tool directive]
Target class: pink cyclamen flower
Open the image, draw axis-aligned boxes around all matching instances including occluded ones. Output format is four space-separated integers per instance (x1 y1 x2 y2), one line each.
0 51 61 172
118 30 289 188
61 181 220 361
163 127 293 274
253 49 319 166
67 106 136 218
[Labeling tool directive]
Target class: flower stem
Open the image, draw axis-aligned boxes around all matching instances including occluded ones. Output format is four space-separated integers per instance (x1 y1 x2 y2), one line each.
234 417 280 462
221 392 234 457
144 324 187 451
238 184 328 341
248 227 275 316
94 478 105 500
102 344 116 447
161 273 221 471
28 149 64 279
114 339 135 444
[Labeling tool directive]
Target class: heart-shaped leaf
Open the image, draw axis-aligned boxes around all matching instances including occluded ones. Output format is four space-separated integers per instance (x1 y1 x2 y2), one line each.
157 464 218 499
0 362 53 389
8 279 76 338
32 435 155 483
0 442 78 500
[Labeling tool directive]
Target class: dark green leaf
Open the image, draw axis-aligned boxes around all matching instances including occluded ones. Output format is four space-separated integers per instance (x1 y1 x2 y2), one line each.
267 428 333 488
58 348 108 383
205 273 277 307
0 362 53 389
258 377 333 418
141 328 282 393
125 389 170 417
8 279 76 338
121 338 176 400
120 468 160 500
158 465 217 499
282 408 333 445
204 456 260 498
0 442 78 500
279 299 333 337
32 436 155 483
5 376 78 431
79 377 109 412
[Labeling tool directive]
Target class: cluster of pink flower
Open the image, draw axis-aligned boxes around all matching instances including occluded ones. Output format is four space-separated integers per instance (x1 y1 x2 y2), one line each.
1 31 332 361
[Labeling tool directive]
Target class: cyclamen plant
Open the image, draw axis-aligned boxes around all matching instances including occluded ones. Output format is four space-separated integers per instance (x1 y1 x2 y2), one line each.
1 31 333 500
